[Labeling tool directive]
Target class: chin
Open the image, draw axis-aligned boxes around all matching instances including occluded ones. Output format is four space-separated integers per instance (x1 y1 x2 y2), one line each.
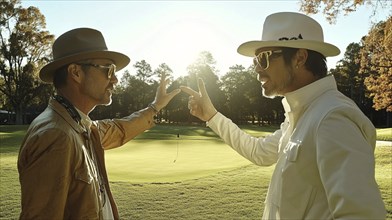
97 97 112 106
103 93 113 106
262 88 278 99
263 94 277 99
103 99 112 106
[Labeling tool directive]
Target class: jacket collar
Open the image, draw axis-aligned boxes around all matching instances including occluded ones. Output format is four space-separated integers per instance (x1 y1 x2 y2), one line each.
76 108 93 133
282 74 337 114
49 97 86 134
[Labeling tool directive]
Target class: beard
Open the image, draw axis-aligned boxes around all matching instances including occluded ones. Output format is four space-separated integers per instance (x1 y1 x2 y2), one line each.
99 89 113 106
80 81 114 107
261 69 294 99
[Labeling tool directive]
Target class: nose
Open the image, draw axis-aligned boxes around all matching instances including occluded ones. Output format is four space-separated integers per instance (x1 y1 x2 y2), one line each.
253 65 264 82
110 74 118 85
253 71 262 81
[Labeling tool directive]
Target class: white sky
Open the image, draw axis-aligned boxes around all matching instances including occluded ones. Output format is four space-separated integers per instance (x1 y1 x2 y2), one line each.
21 0 391 78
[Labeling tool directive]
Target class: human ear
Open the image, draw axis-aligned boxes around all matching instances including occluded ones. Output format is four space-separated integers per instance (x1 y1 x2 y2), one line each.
295 49 308 68
67 64 83 84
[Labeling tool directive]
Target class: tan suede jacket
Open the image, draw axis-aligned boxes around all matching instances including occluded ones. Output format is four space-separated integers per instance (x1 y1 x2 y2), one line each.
18 98 156 219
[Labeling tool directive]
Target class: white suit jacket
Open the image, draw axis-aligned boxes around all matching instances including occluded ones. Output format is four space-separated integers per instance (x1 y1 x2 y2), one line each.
207 75 386 219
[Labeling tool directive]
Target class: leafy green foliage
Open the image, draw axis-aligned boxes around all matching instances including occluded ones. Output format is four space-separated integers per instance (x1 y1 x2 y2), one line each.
0 0 54 124
331 43 374 112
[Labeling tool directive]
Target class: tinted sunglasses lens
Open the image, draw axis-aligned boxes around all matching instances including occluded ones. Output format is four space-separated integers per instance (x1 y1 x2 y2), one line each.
257 53 268 69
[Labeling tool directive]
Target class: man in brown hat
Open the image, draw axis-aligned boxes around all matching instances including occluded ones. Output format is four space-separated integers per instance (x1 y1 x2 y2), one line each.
181 12 386 219
17 28 180 219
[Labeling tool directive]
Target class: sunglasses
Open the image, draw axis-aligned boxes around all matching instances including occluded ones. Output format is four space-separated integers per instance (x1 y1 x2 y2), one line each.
77 63 117 79
253 50 283 71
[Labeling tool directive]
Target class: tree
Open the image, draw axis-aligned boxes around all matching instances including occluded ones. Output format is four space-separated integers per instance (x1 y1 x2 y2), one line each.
360 18 392 112
186 51 226 122
153 63 176 122
299 0 392 114
132 60 156 109
331 43 373 113
154 63 173 81
299 0 391 24
0 0 54 124
134 59 154 84
221 65 255 123
221 65 246 121
221 64 284 125
165 76 189 123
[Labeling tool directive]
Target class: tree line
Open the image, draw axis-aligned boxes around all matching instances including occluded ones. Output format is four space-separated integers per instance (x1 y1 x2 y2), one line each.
91 52 286 126
1 0 391 126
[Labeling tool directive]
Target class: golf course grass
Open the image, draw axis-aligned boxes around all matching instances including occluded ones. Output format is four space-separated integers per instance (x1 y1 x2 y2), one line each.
0 125 391 219
105 124 277 183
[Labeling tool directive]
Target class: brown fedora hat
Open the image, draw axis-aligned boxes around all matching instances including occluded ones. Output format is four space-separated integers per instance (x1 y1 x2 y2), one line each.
39 28 130 83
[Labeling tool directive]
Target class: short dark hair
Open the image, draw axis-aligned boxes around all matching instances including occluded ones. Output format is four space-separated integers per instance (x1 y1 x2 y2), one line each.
53 63 91 89
281 47 328 78
53 65 69 89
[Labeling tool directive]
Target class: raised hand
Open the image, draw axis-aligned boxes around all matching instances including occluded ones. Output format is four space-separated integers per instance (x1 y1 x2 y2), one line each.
180 78 218 122
152 73 181 111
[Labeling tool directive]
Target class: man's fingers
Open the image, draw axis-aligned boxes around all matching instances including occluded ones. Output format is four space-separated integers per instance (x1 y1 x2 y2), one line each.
181 78 208 100
197 78 208 97
167 89 181 99
160 73 166 84
158 78 169 91
180 86 199 97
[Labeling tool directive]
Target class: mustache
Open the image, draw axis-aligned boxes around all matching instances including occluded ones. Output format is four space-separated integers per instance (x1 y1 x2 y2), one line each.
257 73 270 81
258 73 269 78
106 84 114 90
106 85 115 93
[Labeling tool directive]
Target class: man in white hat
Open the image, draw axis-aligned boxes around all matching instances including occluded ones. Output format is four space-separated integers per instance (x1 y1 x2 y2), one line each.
181 12 386 219
18 28 180 219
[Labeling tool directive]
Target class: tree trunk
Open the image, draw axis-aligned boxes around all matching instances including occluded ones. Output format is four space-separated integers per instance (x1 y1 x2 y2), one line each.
15 106 24 125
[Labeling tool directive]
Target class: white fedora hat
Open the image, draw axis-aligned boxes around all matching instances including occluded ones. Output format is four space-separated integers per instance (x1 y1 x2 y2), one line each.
237 12 340 57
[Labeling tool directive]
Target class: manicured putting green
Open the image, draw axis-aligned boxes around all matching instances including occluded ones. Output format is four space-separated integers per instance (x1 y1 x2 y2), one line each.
105 139 252 183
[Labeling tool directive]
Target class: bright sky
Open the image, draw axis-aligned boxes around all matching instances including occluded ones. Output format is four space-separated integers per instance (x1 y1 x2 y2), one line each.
22 1 391 79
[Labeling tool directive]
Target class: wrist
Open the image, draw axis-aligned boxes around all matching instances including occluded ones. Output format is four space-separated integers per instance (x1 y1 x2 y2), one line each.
206 110 218 122
148 103 159 114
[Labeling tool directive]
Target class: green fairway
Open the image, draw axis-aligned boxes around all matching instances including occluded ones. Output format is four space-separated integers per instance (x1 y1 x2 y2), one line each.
1 124 391 219
377 127 392 141
105 124 275 183
106 139 252 182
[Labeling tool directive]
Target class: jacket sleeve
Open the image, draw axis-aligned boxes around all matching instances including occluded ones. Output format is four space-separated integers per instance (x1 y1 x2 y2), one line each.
96 107 156 150
18 128 75 220
316 108 386 219
206 112 281 166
